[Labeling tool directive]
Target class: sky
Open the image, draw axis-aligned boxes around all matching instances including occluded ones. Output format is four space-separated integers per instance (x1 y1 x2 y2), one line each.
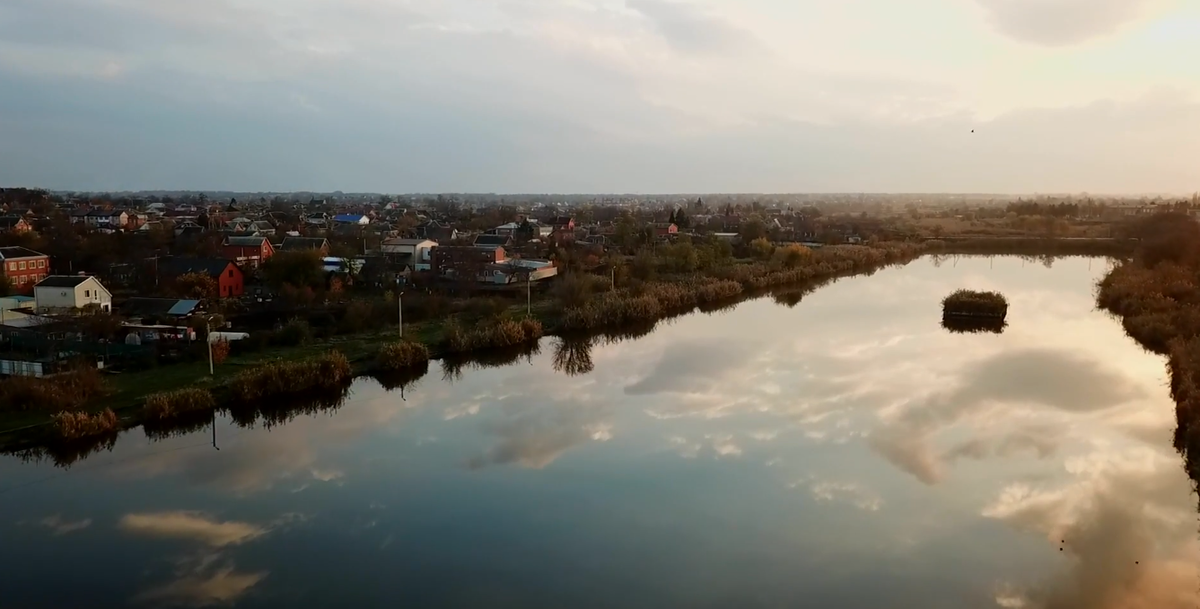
0 0 1197 194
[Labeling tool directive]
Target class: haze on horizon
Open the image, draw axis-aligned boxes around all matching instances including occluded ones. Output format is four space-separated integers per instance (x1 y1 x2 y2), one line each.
0 0 1197 195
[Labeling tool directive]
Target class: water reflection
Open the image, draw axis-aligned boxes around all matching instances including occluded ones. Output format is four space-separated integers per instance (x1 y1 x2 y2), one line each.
0 257 1195 609
942 317 1008 334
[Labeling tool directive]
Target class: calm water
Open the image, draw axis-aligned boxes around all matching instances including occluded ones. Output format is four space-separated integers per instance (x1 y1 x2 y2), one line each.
2 256 1196 609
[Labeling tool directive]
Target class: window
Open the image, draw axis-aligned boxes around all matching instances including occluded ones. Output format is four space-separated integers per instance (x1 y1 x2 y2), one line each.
7 262 14 271
18 261 25 270
84 290 90 297
37 260 44 269
228 269 234 278
16 276 24 285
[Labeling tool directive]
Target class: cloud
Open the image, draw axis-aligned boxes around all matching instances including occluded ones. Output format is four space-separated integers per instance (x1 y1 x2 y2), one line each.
626 0 759 55
982 449 1199 609
806 480 883 512
625 338 759 396
974 0 1167 46
119 512 266 548
466 397 612 469
37 515 92 536
870 349 1147 484
132 566 267 607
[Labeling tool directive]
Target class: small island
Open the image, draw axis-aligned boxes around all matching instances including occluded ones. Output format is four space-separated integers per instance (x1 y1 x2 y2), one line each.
942 289 1008 320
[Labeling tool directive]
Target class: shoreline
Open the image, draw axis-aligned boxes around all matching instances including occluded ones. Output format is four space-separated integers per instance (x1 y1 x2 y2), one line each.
0 238 1137 456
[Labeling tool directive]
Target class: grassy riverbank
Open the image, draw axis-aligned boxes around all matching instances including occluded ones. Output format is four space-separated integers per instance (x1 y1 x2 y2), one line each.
0 236 1135 453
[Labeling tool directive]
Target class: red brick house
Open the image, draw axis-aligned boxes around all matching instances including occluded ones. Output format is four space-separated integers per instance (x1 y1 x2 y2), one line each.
550 216 576 243
161 257 245 298
0 216 32 233
222 235 275 268
654 222 679 237
0 246 49 292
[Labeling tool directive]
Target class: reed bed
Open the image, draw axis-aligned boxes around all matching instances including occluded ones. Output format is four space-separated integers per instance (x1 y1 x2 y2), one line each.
376 341 432 371
942 290 1009 318
228 351 353 403
51 409 119 440
443 318 543 354
143 388 217 420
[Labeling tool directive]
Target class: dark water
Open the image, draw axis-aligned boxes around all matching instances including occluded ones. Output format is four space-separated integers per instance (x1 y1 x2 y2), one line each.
2 256 1196 609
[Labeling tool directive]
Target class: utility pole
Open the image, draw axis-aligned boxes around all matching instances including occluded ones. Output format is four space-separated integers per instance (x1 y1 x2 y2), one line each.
397 289 403 339
525 271 532 318
206 319 214 376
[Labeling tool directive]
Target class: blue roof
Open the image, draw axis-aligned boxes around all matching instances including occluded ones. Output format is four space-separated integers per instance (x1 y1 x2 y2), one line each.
167 299 201 316
333 214 367 222
8 295 34 303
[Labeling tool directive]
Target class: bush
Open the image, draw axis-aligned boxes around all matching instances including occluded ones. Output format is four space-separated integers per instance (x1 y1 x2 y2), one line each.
377 341 431 371
942 290 1009 317
340 300 377 334
442 318 543 353
51 409 119 440
228 351 353 403
143 388 216 420
274 318 312 347
466 297 510 320
0 368 108 414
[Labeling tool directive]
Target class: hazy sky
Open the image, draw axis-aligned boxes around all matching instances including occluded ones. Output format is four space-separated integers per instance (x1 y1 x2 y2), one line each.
0 0 1197 194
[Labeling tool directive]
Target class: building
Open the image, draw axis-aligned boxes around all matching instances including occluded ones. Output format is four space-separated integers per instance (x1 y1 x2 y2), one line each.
654 222 679 237
34 275 112 313
160 257 246 298
432 245 506 279
380 238 437 271
333 214 370 225
0 216 32 233
473 233 513 248
416 220 458 243
0 246 50 291
279 237 330 256
85 209 128 228
222 235 276 268
120 297 201 321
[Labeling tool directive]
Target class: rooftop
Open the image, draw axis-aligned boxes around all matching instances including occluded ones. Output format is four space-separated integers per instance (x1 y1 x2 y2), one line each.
35 275 93 288
0 246 45 260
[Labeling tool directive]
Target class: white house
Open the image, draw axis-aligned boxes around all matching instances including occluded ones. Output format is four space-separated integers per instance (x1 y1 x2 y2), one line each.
34 275 113 313
380 238 437 271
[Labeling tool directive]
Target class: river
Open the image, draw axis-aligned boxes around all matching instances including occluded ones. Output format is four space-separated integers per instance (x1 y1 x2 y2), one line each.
1 256 1196 609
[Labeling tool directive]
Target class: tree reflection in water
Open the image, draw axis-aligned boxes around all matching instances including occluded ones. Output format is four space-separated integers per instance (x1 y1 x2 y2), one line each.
552 337 596 376
941 317 1007 335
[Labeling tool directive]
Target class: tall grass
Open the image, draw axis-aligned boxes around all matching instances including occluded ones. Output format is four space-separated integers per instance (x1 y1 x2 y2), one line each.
443 318 543 353
51 409 119 440
0 368 108 414
143 388 216 420
228 351 353 403
942 290 1008 317
376 341 431 371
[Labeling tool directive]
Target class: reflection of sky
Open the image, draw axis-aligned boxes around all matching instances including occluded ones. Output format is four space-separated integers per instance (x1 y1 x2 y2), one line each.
1 256 1195 608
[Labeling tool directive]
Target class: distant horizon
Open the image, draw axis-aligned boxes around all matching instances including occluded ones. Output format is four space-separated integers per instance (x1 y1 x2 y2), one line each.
15 187 1198 200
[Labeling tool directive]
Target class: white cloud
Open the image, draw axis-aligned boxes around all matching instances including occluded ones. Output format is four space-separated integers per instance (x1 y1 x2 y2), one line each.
119 512 266 548
36 515 92 536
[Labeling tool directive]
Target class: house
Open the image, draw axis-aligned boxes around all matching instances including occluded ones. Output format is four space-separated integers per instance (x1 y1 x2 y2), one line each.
251 220 277 236
0 216 31 233
432 245 506 278
473 233 513 248
173 220 204 237
654 222 679 237
222 235 275 268
484 258 558 285
333 214 370 226
550 216 576 243
380 238 437 271
160 257 245 298
0 246 50 291
34 275 113 313
416 220 458 243
85 209 129 228
279 237 330 255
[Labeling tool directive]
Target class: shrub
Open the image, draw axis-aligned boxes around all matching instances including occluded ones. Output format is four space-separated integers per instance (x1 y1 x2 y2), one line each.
377 341 431 371
228 351 353 403
51 409 119 440
274 318 312 347
942 290 1008 317
442 318 543 353
210 339 231 365
143 388 216 420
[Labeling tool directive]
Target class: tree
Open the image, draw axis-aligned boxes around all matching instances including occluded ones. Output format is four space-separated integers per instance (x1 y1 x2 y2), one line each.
262 250 325 290
631 248 657 281
0 275 10 297
739 217 768 243
173 272 217 300
749 237 775 260
674 208 690 229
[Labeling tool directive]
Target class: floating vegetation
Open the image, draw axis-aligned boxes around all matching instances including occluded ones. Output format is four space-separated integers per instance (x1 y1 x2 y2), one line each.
942 289 1009 319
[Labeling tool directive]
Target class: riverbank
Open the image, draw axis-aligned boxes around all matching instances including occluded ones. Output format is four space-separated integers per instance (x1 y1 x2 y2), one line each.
0 237 1137 454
